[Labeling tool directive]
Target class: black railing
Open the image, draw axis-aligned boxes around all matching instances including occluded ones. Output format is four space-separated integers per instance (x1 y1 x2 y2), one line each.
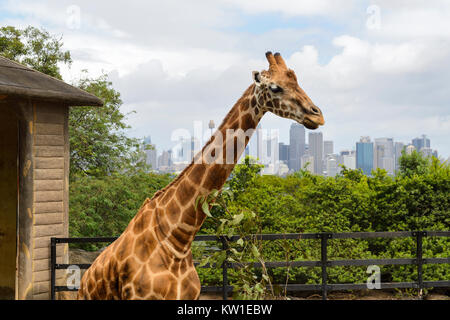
51 231 450 300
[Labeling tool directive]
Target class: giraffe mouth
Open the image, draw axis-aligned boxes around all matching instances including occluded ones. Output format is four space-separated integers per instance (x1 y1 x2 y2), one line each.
302 118 320 130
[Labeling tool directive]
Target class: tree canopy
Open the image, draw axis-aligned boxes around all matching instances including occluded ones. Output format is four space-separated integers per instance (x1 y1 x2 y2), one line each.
0 26 71 79
1 25 145 179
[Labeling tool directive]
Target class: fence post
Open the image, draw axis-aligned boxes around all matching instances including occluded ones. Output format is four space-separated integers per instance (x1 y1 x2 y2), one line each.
415 231 426 298
319 233 330 300
221 236 229 300
50 237 56 300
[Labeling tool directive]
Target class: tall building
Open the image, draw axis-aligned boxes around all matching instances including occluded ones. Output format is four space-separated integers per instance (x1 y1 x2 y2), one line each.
288 123 305 172
278 142 289 163
323 140 334 157
262 131 279 172
158 150 172 169
341 150 356 169
301 154 314 173
412 134 430 151
326 154 339 177
143 136 157 170
356 136 374 175
343 154 356 169
405 144 416 155
374 138 394 175
421 147 433 157
308 132 323 175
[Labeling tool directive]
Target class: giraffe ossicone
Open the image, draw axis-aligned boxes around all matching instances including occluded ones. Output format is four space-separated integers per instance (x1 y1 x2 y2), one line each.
77 52 325 300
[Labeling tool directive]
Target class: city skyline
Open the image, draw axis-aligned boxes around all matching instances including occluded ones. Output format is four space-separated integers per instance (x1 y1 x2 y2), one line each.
143 123 443 176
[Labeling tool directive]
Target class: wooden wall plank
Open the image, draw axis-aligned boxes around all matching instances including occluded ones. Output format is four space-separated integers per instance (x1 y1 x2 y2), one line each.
35 135 65 146
34 212 63 225
34 202 63 214
34 246 64 260
34 169 64 180
35 157 64 169
34 224 63 237
34 180 63 192
34 123 64 135
35 112 64 124
34 146 64 157
32 280 50 295
34 191 63 202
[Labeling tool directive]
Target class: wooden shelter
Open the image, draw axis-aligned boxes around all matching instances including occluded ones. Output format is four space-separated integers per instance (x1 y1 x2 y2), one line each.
0 55 103 299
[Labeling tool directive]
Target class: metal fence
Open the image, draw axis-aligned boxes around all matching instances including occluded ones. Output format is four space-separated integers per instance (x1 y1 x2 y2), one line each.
51 231 450 300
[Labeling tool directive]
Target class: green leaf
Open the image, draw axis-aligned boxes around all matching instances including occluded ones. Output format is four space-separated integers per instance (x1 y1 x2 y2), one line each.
251 244 261 258
201 201 212 217
231 213 244 225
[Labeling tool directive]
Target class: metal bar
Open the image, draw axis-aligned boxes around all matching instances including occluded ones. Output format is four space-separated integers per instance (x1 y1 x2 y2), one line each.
424 257 450 264
197 257 434 269
55 286 79 292
52 231 448 244
328 258 416 267
221 236 229 300
194 231 421 242
228 260 322 268
415 231 425 297
54 237 118 243
201 285 234 293
50 237 56 300
330 231 414 239
320 233 330 300
329 282 418 290
425 231 450 237
55 263 92 269
423 281 450 288
198 281 450 293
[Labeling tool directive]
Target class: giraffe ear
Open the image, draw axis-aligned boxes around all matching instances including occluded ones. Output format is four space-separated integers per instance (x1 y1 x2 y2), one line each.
252 71 261 86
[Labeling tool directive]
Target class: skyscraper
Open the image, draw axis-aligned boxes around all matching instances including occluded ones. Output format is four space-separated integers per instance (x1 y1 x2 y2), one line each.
356 136 374 175
405 144 416 155
278 142 289 163
308 132 323 175
143 136 157 170
326 155 339 177
288 123 305 172
374 138 394 175
323 140 334 157
412 134 430 151
301 154 314 173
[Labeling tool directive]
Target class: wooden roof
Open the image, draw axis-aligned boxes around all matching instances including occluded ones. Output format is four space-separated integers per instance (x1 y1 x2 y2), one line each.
0 55 103 106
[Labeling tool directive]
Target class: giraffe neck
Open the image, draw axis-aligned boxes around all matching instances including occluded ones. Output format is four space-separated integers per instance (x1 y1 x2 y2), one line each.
153 84 264 258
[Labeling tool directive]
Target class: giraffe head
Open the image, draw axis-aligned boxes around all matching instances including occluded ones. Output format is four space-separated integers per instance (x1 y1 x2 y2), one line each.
252 51 325 129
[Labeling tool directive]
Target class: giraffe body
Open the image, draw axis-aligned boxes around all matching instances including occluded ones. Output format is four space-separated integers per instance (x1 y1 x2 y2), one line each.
77 52 324 300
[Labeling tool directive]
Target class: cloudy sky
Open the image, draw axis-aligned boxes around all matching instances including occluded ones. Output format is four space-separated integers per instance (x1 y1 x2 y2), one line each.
1 0 449 158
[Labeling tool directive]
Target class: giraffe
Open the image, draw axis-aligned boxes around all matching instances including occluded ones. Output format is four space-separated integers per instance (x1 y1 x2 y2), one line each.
77 52 324 300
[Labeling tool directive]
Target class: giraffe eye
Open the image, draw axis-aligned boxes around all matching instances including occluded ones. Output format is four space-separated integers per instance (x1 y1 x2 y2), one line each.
269 84 283 93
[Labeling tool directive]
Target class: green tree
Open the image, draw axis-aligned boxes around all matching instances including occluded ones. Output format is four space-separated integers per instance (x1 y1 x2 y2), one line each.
70 172 173 249
398 150 430 177
0 25 146 178
69 72 147 179
0 26 71 79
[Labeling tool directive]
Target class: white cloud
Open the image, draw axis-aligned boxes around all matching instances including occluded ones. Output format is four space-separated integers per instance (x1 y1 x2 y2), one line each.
223 0 358 17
